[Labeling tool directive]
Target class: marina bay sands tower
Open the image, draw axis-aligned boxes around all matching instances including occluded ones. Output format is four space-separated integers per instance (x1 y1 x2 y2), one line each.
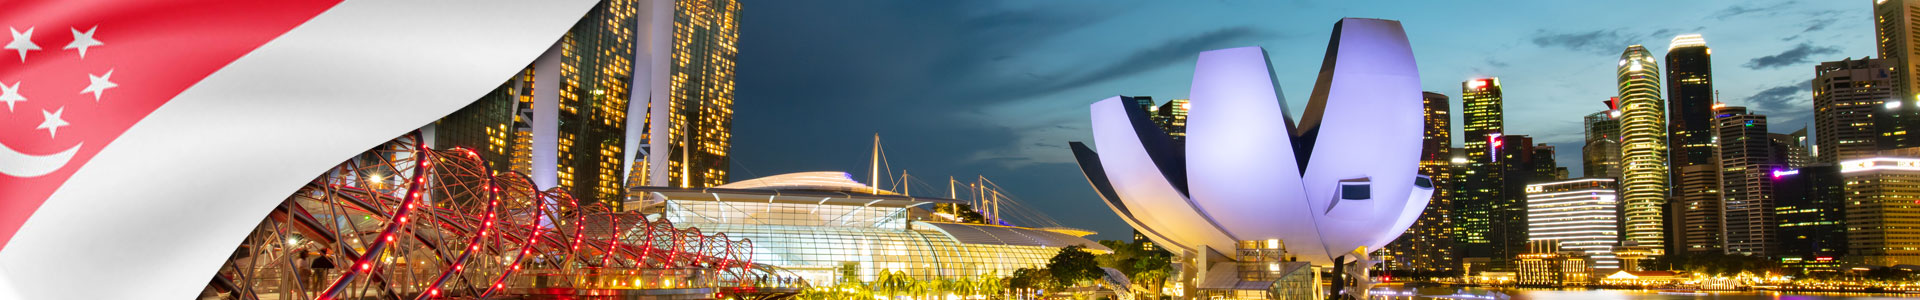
432 0 739 208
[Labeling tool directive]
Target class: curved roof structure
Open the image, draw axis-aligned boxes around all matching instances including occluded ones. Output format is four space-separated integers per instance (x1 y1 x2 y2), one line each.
922 222 1110 252
632 171 961 209
716 171 899 195
1071 18 1430 266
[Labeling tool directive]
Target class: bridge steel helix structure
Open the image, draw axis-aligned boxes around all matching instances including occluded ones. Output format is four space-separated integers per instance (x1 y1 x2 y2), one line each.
202 132 804 300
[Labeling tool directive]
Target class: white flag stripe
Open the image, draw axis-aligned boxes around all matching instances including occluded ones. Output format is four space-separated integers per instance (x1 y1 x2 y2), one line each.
0 1 597 299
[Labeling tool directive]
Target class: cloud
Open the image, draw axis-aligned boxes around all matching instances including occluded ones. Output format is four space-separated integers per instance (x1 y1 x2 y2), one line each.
1486 58 1510 68
1802 20 1831 33
1003 27 1274 97
1712 1 1798 20
1529 29 1637 54
1745 84 1810 112
1529 28 1693 55
1743 43 1841 69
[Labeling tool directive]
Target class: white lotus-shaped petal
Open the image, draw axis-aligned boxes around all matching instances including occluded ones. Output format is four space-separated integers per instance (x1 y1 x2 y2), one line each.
1073 18 1428 266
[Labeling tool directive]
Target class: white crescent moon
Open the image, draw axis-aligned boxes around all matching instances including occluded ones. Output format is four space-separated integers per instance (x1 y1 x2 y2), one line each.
0 142 82 178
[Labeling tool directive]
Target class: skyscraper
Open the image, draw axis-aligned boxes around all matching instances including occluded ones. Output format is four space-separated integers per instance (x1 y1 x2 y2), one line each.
1131 96 1157 113
1873 0 1920 149
1385 91 1455 272
1813 57 1896 164
635 0 741 189
1674 164 1722 254
1532 144 1567 181
431 67 534 173
1616 45 1671 254
1712 105 1778 256
1839 149 1920 266
1584 108 1622 179
1451 147 1472 261
1877 0 1920 97
1771 165 1845 267
1493 134 1539 269
1771 128 1812 168
429 67 536 206
1459 78 1505 262
1666 34 1716 185
1525 178 1622 270
509 1 644 207
562 1 639 206
1154 99 1190 141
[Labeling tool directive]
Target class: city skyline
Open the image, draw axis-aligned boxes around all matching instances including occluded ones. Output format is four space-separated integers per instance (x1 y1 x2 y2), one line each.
731 0 1866 240
10 0 1920 298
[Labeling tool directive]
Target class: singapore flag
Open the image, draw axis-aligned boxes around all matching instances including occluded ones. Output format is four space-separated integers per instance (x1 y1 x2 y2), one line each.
0 0 597 299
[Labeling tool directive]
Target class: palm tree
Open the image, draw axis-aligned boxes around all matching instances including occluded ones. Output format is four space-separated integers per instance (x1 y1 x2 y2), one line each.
976 272 1004 299
874 269 907 300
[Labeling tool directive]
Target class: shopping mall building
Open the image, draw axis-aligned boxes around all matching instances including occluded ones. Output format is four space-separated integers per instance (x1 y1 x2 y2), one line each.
626 172 1109 284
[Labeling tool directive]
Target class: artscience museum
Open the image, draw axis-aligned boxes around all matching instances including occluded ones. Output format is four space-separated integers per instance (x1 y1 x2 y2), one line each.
1071 18 1430 299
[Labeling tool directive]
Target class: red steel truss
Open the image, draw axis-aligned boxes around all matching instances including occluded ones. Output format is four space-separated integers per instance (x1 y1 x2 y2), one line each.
201 132 796 300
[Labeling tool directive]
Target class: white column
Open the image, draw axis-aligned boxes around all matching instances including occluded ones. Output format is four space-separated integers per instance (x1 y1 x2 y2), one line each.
531 42 562 189
640 0 675 187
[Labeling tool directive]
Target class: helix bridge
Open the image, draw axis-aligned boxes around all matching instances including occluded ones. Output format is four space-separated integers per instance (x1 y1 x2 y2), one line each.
200 132 804 300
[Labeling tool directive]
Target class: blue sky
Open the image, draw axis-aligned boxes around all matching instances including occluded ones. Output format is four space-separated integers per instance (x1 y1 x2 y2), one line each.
729 0 1868 241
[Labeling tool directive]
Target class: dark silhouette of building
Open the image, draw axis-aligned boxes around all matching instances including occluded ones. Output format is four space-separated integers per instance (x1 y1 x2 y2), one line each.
1771 165 1845 268
1665 35 1716 191
1154 99 1189 141
1771 128 1811 168
1532 144 1567 182
1384 91 1456 272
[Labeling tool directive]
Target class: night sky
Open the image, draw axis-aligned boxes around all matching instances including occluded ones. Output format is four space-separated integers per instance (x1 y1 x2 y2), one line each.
727 0 1868 241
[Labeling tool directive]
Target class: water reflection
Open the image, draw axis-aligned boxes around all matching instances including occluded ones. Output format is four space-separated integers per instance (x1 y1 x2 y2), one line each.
1367 284 1916 300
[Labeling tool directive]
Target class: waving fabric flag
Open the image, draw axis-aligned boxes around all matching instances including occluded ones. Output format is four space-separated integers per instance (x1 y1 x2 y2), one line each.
0 0 598 299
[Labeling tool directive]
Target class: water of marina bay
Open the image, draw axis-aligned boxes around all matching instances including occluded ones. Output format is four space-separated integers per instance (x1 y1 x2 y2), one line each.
1370 284 1916 300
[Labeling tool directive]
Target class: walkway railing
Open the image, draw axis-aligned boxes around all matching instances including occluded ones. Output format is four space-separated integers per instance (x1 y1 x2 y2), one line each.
200 132 804 300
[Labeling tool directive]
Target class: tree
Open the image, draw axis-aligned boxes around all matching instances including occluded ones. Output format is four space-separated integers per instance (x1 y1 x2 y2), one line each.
795 264 873 300
1095 240 1136 274
1009 268 1056 299
874 269 916 299
1129 251 1173 299
1648 252 1781 276
1090 239 1174 299
976 271 1005 298
939 204 988 224
1049 245 1104 288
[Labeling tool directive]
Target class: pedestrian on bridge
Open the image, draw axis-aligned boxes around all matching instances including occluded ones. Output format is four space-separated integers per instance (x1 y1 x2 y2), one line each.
310 249 335 293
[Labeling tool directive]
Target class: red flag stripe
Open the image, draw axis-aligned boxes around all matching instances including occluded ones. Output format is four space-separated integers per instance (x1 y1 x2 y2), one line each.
0 1 599 299
0 0 344 249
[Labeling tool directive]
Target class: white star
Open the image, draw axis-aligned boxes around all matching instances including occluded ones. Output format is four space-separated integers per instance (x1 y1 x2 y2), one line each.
5 27 38 62
0 81 23 112
37 106 68 138
64 26 101 58
81 69 116 101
